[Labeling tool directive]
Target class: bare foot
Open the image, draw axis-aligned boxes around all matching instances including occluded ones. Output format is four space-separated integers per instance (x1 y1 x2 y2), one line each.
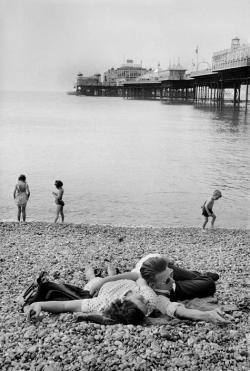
107 263 118 276
85 265 95 281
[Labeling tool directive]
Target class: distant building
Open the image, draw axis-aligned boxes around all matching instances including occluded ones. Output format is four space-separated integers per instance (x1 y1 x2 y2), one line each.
135 62 187 82
76 73 101 88
212 37 250 71
103 60 149 85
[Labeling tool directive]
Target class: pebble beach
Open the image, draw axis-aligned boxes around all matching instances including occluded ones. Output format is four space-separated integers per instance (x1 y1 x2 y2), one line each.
0 222 249 371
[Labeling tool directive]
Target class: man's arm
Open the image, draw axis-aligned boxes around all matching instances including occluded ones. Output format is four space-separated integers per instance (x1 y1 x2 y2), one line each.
87 272 139 295
27 300 83 320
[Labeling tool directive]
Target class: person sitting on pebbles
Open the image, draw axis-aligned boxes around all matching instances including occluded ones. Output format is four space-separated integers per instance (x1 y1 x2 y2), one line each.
26 264 228 326
88 253 219 302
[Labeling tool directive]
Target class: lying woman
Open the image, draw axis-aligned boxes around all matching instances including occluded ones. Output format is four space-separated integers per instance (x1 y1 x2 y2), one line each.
88 253 219 301
26 265 228 325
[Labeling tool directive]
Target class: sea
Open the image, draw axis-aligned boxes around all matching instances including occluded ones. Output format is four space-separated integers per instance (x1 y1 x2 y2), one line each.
0 91 249 229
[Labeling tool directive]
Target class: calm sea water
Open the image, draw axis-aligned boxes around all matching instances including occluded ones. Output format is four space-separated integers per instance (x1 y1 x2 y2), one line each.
0 91 249 228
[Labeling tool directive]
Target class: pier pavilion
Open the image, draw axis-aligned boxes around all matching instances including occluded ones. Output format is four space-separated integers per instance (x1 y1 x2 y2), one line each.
74 38 250 106
190 38 250 106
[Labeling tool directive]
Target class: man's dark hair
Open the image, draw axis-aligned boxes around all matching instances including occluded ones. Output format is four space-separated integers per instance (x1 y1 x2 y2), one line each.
140 257 171 286
104 299 145 325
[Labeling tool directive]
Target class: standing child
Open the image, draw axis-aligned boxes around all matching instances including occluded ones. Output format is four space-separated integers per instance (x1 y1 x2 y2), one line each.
52 180 64 223
13 174 30 222
202 189 222 229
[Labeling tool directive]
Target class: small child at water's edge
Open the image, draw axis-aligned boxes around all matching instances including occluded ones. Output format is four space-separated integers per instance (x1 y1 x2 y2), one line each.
202 189 222 229
13 174 30 222
52 180 64 223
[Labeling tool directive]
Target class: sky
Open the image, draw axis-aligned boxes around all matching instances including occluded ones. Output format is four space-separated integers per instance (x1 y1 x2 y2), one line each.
1 0 249 91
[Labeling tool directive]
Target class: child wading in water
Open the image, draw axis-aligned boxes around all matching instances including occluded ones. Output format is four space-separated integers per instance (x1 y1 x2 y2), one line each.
13 174 30 222
202 190 222 229
52 180 64 223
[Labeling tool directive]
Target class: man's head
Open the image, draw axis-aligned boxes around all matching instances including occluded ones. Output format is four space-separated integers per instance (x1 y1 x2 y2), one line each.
140 257 174 288
104 292 147 325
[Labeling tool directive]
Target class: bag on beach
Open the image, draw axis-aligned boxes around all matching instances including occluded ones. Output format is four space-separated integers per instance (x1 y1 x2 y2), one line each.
17 271 49 309
17 273 91 311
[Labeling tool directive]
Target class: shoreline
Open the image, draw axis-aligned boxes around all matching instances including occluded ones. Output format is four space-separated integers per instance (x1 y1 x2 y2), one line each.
1 222 249 370
1 220 249 231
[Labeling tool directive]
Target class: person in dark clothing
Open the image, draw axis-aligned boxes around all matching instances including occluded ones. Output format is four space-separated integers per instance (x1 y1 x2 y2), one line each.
86 253 219 302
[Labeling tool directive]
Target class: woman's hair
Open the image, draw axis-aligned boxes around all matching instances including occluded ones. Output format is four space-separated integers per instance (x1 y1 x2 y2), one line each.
18 174 26 182
55 180 63 188
104 299 145 325
140 257 172 286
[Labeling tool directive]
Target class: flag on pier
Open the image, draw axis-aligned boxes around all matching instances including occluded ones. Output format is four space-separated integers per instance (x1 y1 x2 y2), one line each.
195 46 199 54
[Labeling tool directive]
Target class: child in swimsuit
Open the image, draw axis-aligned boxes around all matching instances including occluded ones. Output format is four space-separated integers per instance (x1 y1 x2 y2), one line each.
13 174 30 222
52 180 64 223
202 189 222 229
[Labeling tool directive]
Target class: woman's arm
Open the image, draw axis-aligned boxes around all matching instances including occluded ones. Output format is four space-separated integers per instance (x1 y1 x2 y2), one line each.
27 300 83 320
87 272 139 295
175 306 229 324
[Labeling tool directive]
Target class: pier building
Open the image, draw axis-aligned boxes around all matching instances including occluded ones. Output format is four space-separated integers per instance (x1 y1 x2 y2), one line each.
103 59 149 85
74 38 249 106
191 38 250 106
123 62 193 100
76 73 102 94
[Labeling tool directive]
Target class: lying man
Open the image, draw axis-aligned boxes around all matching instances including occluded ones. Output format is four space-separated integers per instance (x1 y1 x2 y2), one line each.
26 264 228 325
88 253 219 301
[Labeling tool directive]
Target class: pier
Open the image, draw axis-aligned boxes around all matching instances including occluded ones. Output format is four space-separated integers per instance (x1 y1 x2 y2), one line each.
75 38 250 107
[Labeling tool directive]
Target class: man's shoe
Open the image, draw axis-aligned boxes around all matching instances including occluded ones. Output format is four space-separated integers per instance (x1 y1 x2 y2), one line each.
205 272 220 281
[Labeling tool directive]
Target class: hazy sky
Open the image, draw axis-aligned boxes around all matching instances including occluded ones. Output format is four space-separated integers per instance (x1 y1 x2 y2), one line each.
1 0 249 91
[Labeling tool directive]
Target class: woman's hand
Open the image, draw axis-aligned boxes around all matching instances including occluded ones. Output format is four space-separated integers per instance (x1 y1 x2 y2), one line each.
88 281 103 296
136 277 148 287
202 308 230 325
26 303 42 321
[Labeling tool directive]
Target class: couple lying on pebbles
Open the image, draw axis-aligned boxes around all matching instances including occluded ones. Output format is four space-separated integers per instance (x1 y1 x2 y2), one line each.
24 253 230 326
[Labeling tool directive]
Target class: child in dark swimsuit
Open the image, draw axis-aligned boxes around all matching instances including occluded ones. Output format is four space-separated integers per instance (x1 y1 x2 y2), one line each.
52 180 64 223
202 189 222 229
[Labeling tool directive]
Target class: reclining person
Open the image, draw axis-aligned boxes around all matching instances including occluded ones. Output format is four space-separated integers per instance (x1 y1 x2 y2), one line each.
26 265 228 325
88 253 219 302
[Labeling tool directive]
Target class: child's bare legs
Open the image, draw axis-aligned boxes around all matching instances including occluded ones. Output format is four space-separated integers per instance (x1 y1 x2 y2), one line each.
17 206 21 222
21 205 26 222
60 207 64 223
202 217 208 229
54 205 63 223
211 214 216 228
